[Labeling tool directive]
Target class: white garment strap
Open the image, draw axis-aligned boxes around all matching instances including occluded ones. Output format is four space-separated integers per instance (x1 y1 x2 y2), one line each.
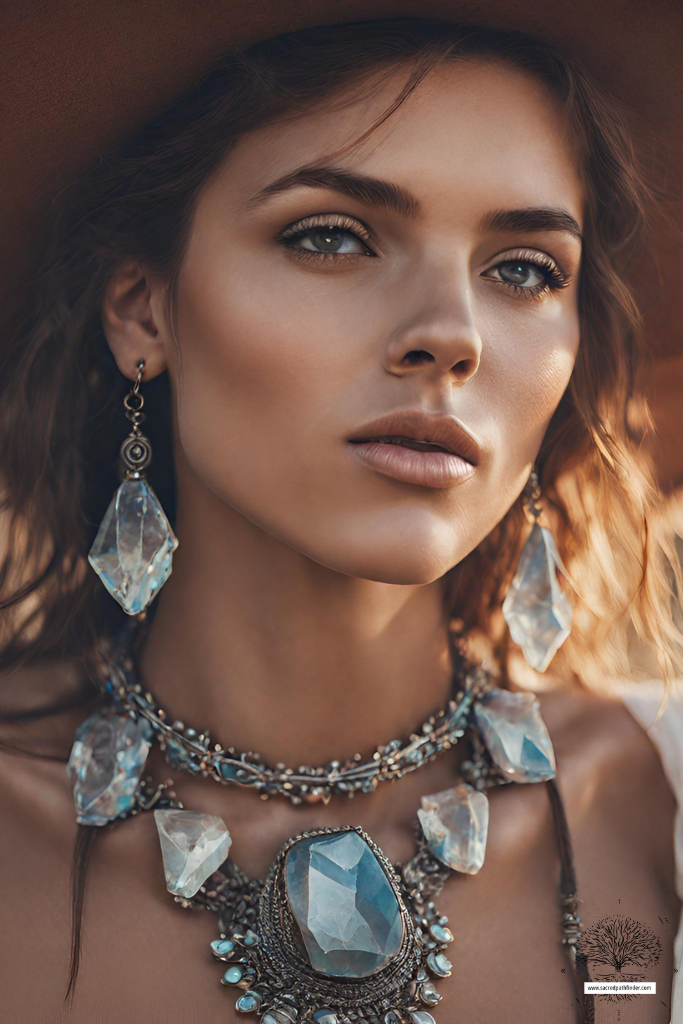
613 679 683 1024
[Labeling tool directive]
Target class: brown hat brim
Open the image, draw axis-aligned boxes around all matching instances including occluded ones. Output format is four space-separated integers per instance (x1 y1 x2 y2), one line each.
2 1 682 483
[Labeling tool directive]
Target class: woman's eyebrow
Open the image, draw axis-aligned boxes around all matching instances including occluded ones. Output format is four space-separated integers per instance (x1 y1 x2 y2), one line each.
246 166 583 243
481 207 583 242
246 165 420 217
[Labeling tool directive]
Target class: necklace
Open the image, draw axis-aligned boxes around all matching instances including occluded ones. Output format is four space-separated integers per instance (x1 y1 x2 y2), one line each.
105 637 490 804
67 642 586 1023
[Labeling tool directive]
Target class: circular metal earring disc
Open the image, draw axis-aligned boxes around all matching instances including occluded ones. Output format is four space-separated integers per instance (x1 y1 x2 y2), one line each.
121 434 152 472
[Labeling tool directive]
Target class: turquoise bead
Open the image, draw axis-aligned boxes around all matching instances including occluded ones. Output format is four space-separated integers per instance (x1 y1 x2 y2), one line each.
429 924 453 944
211 938 234 959
313 1012 338 1024
236 992 261 1013
427 951 452 977
218 761 244 782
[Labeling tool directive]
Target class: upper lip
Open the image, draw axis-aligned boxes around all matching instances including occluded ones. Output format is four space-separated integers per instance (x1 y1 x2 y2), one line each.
347 409 482 465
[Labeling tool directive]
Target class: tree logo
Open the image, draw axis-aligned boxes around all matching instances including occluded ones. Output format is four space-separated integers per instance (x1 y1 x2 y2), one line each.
578 914 662 1004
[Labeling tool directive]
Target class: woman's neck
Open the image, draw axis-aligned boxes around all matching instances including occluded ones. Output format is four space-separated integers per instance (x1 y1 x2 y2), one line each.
139 477 455 769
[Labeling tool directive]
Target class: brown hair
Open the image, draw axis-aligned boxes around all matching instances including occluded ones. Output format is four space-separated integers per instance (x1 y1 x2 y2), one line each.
1 17 681 690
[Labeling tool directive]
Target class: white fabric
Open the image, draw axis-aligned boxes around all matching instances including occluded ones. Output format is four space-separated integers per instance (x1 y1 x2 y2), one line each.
612 679 683 1024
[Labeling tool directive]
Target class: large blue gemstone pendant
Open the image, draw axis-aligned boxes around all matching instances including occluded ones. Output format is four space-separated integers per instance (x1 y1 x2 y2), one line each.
205 824 449 1021
284 830 404 978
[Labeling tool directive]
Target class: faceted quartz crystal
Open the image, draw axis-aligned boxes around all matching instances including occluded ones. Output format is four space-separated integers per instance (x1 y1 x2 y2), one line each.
285 830 403 977
88 477 178 615
474 688 556 782
67 706 151 825
417 783 489 874
502 522 572 672
154 809 232 898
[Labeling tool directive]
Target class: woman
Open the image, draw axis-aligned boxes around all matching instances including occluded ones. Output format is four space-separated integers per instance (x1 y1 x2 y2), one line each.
0 16 681 1024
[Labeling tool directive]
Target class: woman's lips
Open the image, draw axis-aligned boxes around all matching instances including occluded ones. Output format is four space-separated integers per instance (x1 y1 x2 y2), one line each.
347 438 475 488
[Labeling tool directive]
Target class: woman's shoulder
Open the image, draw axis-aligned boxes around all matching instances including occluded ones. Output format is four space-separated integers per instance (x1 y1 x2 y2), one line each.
533 675 680 776
542 676 683 940
608 677 683 804
532 677 681 873
531 674 683 773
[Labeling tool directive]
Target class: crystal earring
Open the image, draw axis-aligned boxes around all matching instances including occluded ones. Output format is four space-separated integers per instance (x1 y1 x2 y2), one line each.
88 359 178 615
502 468 572 672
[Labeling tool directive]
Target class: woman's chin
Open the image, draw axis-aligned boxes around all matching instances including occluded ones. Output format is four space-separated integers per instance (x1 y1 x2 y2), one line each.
309 544 461 586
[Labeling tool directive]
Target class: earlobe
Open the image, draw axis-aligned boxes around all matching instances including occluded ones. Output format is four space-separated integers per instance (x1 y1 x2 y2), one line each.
102 259 169 382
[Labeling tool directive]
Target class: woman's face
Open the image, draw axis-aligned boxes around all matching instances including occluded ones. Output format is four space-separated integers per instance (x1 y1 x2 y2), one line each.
159 59 584 584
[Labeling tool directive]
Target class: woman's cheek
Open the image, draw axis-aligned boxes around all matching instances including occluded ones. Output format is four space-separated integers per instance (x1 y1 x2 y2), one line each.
529 343 577 418
484 327 579 470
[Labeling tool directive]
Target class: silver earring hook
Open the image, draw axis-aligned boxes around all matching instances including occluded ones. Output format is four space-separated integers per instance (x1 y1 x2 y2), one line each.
132 358 145 394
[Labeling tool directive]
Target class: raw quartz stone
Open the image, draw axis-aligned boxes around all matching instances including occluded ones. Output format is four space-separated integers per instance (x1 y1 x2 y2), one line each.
474 688 556 783
502 522 572 672
285 830 403 978
154 809 232 898
67 706 151 825
88 477 178 615
417 783 489 875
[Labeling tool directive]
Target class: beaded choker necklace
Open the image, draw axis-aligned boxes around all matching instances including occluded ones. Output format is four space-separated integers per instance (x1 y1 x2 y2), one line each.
67 639 588 1024
107 646 490 804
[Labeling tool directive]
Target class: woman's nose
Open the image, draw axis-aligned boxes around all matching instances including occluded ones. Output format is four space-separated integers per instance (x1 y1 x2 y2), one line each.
381 276 482 385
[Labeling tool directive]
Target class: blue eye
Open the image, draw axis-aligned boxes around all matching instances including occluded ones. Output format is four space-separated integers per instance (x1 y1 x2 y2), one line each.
496 261 546 288
293 225 370 255
482 254 570 297
277 213 376 260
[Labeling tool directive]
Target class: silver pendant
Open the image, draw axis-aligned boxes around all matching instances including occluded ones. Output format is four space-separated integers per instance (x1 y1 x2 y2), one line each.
165 822 455 1023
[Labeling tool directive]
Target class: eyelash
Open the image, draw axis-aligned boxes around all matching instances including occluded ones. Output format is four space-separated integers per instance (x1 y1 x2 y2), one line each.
482 248 571 300
276 213 375 263
276 214 571 298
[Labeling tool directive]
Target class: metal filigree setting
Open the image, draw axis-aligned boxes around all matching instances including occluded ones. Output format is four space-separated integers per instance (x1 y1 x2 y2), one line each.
177 825 455 1024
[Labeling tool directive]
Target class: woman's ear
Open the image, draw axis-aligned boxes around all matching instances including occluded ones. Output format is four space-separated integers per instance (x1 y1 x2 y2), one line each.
102 260 169 381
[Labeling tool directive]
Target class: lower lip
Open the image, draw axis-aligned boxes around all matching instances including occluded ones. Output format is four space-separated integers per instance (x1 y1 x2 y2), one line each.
347 441 475 489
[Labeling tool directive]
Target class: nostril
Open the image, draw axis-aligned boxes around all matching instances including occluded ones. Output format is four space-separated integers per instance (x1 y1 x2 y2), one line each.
403 350 435 366
452 355 478 376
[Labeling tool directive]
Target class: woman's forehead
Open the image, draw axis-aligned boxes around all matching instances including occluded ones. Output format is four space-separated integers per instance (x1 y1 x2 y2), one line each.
211 60 585 228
